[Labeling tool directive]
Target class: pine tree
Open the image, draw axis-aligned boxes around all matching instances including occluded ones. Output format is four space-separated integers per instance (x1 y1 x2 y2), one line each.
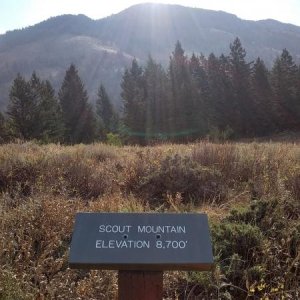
7 73 39 139
96 84 118 134
38 80 64 142
271 49 299 129
206 53 233 133
26 72 64 142
143 56 168 141
121 59 146 144
228 37 255 135
251 57 275 134
59 64 96 144
0 112 10 143
168 41 194 141
79 103 97 143
189 53 210 136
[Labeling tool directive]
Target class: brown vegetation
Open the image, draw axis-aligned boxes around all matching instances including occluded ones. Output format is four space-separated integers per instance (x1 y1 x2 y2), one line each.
0 141 299 299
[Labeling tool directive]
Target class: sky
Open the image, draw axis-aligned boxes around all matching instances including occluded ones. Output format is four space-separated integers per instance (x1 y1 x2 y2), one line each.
1 0 300 34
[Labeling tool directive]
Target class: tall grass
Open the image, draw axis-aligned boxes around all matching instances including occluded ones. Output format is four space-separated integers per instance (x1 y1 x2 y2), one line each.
0 141 299 299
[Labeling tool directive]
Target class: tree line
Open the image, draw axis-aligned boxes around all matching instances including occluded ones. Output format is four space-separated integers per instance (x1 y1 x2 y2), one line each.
0 64 118 144
122 38 300 143
0 37 299 144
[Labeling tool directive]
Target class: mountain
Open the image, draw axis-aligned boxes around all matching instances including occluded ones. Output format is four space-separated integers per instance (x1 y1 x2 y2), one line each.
1 3 300 110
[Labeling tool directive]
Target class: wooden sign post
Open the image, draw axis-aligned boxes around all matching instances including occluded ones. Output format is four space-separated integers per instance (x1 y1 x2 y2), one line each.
118 270 163 300
69 213 213 299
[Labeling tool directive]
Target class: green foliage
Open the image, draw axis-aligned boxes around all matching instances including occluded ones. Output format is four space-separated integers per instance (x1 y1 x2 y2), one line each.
6 72 64 143
226 200 268 225
121 59 146 144
119 40 300 145
96 84 119 135
0 112 10 143
7 73 39 139
0 270 33 300
4 39 300 146
37 80 64 143
168 41 195 138
228 38 257 135
143 56 169 142
213 222 263 262
106 132 122 146
59 64 97 144
208 197 300 298
271 49 300 129
251 57 275 134
208 126 234 142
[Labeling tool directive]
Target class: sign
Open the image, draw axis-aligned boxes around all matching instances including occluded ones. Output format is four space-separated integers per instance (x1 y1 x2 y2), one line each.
69 213 213 271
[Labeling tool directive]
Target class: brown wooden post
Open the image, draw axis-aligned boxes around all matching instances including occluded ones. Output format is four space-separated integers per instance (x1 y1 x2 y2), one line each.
118 270 163 300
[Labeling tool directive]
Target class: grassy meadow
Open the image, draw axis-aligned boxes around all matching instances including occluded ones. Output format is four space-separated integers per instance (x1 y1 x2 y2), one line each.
0 141 299 299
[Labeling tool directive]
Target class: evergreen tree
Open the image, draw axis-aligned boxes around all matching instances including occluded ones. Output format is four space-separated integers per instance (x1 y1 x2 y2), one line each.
121 59 146 144
59 64 96 144
119 40 300 143
206 53 233 132
143 56 168 141
96 84 118 134
228 38 255 135
168 41 194 141
251 57 275 134
0 112 10 143
189 53 210 136
38 80 64 142
7 73 39 139
7 72 64 142
79 103 97 143
271 49 300 129
26 72 64 142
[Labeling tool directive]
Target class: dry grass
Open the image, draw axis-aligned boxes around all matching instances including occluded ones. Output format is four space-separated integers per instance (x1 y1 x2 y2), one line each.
0 141 299 299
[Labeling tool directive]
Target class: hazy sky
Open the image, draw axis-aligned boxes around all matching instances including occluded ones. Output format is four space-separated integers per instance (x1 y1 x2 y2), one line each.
1 0 300 34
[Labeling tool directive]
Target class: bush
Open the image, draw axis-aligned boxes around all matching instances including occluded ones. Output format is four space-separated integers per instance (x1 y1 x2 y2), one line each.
137 154 225 204
208 197 300 298
106 132 122 146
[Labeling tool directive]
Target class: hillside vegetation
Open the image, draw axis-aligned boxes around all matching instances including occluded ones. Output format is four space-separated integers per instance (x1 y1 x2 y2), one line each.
3 39 300 145
1 3 300 109
0 141 299 299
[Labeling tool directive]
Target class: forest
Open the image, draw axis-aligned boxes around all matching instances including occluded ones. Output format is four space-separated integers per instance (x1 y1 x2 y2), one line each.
1 37 300 145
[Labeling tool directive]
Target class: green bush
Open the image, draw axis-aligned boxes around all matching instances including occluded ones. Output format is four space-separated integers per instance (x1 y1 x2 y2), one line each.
226 200 268 225
0 270 33 300
106 132 122 146
212 222 263 263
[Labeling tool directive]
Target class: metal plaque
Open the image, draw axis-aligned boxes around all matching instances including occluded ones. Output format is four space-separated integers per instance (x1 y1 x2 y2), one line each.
69 213 213 271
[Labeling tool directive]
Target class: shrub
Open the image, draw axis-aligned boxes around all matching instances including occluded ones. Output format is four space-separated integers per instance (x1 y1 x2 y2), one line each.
106 132 122 146
138 154 225 204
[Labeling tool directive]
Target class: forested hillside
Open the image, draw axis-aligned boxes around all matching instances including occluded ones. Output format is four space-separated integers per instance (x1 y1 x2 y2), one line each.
121 40 300 142
1 3 300 110
1 38 299 144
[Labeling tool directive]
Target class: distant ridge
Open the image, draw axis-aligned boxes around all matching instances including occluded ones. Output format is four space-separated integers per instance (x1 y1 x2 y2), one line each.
0 3 300 110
